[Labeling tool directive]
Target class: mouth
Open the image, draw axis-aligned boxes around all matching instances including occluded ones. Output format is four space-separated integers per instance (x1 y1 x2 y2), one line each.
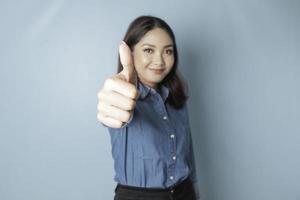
149 68 165 74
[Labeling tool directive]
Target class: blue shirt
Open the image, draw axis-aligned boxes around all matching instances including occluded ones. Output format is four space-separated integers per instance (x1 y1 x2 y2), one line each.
105 80 199 194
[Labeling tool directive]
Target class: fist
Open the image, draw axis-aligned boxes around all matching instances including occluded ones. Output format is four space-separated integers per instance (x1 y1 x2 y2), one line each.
97 41 139 128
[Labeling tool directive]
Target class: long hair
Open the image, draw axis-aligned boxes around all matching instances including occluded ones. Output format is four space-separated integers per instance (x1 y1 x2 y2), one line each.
117 15 188 109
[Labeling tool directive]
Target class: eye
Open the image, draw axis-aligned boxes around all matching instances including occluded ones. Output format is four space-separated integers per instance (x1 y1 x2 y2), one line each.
166 49 174 55
143 48 153 54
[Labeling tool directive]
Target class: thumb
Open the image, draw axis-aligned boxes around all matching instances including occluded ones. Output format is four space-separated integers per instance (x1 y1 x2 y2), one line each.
119 41 136 84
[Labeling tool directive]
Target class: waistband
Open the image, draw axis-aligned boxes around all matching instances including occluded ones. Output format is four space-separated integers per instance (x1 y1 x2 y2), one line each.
115 176 193 197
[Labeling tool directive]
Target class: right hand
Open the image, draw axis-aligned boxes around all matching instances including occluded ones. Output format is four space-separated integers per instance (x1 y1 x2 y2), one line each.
97 41 139 128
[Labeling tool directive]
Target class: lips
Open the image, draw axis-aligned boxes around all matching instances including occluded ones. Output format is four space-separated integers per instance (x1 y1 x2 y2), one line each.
149 68 165 74
149 68 165 71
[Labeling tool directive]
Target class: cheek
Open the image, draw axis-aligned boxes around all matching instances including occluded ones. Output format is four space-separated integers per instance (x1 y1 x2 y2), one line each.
165 56 175 69
134 55 152 70
141 56 151 65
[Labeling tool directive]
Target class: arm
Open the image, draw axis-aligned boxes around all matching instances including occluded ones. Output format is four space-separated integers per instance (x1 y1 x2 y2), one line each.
189 135 200 200
186 105 200 199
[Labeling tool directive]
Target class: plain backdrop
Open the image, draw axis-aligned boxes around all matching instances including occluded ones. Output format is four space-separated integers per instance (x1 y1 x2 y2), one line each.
1 0 299 200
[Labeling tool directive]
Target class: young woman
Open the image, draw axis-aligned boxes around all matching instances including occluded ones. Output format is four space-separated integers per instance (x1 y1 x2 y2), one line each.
97 15 199 200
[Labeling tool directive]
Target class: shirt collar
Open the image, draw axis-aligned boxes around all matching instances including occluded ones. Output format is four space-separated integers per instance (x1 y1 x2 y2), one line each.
137 79 169 102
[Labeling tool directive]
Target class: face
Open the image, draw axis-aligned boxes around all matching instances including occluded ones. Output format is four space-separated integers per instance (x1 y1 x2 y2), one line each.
132 28 175 90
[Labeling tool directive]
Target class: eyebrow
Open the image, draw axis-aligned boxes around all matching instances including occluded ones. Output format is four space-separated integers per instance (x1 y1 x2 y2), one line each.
141 43 173 48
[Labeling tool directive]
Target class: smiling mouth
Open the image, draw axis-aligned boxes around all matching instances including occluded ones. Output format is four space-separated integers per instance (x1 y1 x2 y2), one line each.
149 68 165 73
149 68 165 71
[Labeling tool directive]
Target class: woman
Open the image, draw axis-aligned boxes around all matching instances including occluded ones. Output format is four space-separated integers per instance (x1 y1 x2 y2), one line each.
97 15 199 200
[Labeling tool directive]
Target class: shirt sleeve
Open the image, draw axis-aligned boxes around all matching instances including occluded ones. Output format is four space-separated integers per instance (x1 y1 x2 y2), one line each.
189 135 200 200
186 105 200 199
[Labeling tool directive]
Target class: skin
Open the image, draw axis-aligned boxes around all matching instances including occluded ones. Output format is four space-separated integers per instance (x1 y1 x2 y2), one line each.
97 28 175 128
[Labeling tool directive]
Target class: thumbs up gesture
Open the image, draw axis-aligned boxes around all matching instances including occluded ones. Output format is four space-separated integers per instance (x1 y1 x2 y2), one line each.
97 41 139 128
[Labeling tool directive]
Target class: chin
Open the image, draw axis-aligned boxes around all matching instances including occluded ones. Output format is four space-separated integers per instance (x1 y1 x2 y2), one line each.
150 77 165 83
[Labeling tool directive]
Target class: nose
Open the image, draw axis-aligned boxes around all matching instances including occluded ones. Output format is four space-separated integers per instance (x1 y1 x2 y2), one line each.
152 52 165 66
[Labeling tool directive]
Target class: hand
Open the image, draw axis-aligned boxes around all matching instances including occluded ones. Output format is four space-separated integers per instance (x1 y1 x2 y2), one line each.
97 41 139 128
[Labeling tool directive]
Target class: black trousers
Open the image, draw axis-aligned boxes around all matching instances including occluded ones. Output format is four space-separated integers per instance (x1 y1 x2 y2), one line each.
114 177 196 200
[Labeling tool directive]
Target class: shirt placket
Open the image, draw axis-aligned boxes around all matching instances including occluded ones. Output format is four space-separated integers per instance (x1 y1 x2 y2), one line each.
154 93 177 186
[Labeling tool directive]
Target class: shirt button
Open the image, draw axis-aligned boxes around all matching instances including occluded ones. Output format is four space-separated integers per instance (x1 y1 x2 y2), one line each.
163 116 168 120
172 156 176 160
169 176 174 180
170 134 175 138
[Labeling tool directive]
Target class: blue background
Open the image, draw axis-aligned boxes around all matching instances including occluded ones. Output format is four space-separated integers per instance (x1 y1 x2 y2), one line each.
1 0 299 199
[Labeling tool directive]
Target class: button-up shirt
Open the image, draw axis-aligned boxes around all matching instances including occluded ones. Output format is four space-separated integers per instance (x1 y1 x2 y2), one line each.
104 80 199 197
